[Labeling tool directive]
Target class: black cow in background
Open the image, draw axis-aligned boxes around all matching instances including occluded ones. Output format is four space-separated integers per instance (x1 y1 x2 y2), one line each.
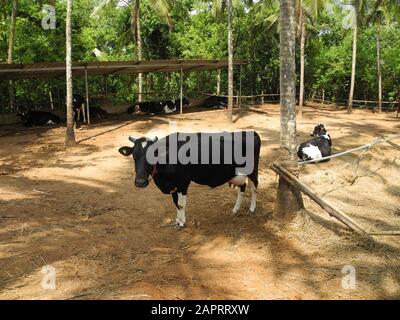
69 94 108 126
174 97 191 109
202 95 228 108
17 110 60 127
128 101 164 115
127 98 190 115
71 94 85 123
297 124 332 163
89 106 108 120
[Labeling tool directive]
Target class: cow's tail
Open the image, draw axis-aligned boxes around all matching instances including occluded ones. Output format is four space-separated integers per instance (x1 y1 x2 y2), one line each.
248 131 261 188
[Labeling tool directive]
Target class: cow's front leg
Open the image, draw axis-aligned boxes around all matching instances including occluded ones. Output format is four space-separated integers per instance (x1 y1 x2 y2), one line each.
172 191 187 229
232 183 246 215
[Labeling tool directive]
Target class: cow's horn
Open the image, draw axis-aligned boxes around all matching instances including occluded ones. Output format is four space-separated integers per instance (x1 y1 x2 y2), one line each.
129 136 136 143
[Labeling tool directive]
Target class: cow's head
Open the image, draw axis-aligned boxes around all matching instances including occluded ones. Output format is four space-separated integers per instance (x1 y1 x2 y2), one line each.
310 124 328 137
16 107 29 121
119 136 158 188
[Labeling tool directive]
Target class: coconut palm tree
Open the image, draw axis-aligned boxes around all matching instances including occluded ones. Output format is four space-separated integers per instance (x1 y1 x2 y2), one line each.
211 0 253 121
7 0 17 111
368 0 397 113
264 0 327 118
65 0 76 146
227 0 233 121
346 0 367 114
91 0 174 102
275 0 304 218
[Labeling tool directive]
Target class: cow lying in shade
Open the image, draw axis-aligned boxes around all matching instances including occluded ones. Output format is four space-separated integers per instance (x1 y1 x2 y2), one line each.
202 95 228 108
119 131 261 229
127 98 191 115
17 110 60 127
297 124 332 162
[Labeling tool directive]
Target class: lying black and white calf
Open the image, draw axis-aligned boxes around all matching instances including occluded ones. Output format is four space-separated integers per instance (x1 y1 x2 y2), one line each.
127 98 191 115
119 131 261 228
17 110 60 127
202 95 228 108
297 124 332 162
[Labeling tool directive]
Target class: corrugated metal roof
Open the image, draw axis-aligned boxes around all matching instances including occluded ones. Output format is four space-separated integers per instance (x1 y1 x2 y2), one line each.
0 59 248 81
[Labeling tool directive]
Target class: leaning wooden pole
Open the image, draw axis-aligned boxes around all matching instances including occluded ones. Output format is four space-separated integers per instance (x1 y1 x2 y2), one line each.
272 163 370 236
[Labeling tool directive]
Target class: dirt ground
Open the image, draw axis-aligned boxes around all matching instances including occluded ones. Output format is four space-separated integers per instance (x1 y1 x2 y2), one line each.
0 103 399 300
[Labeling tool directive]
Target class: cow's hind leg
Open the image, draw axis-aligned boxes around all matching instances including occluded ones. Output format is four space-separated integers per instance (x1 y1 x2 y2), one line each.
232 183 246 215
249 180 257 213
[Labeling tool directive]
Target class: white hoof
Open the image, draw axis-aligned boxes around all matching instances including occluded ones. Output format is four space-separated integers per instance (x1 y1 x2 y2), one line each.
175 215 185 229
174 221 185 230
232 206 240 215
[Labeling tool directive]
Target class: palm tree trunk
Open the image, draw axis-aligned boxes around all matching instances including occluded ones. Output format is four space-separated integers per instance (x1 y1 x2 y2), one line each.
376 15 382 113
65 0 76 146
348 21 358 114
275 0 304 218
227 0 233 122
298 7 305 119
7 0 17 111
132 0 143 102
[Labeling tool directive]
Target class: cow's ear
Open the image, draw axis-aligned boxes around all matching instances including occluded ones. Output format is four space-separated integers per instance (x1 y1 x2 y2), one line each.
118 146 133 156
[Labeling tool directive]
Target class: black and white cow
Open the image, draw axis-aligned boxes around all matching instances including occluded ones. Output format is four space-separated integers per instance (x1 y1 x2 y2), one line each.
127 101 164 115
297 124 332 162
160 100 177 114
88 106 108 120
17 110 60 127
128 98 191 115
203 95 228 108
71 94 85 122
119 131 261 228
175 97 191 109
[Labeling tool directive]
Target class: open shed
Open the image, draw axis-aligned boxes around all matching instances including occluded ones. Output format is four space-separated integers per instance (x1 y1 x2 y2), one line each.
0 59 248 122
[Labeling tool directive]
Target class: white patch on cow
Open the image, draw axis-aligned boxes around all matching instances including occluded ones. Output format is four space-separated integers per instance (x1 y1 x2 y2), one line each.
302 144 322 160
323 132 330 140
175 193 186 228
141 141 147 149
229 175 246 186
47 120 56 125
164 105 176 114
232 189 244 215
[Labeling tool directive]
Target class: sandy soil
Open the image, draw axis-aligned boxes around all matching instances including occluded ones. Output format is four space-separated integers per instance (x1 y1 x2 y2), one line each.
0 103 399 300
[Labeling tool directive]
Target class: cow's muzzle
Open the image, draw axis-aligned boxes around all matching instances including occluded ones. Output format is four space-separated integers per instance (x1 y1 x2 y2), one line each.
135 178 149 188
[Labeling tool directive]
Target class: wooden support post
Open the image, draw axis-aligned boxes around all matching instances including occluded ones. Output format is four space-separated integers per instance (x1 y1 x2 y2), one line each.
322 89 325 105
81 102 86 123
180 66 183 115
49 90 54 110
104 75 108 97
216 69 221 96
272 163 370 236
85 67 90 125
261 91 264 105
239 65 242 109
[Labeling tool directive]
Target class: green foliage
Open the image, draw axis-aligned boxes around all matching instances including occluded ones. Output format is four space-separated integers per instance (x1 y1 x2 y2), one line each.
1 0 400 111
